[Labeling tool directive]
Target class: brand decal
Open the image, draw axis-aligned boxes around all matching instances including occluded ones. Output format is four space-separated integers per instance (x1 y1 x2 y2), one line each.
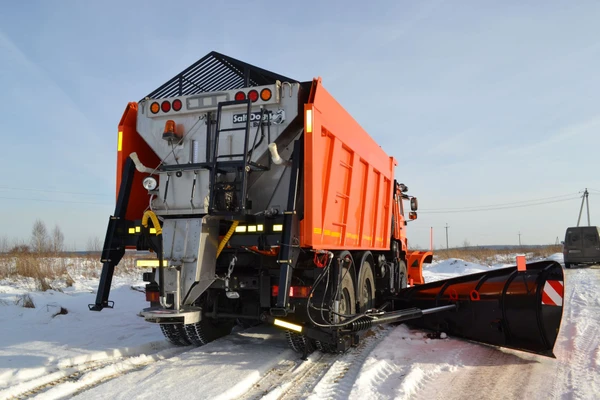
233 109 286 126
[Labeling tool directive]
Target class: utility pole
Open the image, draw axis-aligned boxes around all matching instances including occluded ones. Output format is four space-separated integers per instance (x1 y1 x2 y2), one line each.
518 232 522 246
430 227 433 251
445 223 449 250
577 188 591 226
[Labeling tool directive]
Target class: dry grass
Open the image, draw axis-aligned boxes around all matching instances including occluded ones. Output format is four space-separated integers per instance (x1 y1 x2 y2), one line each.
15 293 35 308
433 245 563 264
0 252 140 292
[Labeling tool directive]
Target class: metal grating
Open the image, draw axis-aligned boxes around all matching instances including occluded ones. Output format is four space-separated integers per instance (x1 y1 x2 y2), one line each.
142 51 298 100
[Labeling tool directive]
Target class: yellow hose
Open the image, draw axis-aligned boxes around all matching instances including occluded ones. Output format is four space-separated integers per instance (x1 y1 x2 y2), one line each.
217 221 239 258
142 210 162 235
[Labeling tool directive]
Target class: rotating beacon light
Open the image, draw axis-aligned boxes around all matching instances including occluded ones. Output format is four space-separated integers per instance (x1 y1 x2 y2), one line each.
162 120 182 142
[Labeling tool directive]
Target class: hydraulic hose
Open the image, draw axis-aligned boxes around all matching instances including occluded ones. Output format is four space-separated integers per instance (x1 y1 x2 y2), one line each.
217 221 239 258
142 210 162 235
142 210 168 306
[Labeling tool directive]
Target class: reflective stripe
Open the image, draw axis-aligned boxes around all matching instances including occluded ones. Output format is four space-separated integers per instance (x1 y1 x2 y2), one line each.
542 280 563 306
274 319 303 333
136 259 166 268
306 110 313 133
118 131 123 151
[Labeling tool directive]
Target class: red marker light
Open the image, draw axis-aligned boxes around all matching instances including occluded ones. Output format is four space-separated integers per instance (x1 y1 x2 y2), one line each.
161 101 171 112
248 90 259 102
172 99 182 111
235 91 246 101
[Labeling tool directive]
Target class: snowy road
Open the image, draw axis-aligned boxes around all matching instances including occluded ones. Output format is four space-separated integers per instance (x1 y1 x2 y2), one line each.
1 259 598 399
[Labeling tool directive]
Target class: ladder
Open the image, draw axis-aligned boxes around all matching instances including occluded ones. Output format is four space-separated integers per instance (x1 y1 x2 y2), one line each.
208 99 270 216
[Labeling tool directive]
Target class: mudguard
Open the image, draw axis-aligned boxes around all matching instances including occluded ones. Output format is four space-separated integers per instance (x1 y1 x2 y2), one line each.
393 260 564 357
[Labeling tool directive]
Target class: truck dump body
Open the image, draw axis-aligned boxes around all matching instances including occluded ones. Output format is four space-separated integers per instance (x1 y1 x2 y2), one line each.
303 79 396 250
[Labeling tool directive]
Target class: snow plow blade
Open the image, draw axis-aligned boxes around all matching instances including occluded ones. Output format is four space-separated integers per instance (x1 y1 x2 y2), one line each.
392 260 564 358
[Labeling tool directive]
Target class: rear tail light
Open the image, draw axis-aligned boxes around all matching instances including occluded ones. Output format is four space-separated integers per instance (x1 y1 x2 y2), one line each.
235 91 246 101
260 89 272 101
271 285 312 298
172 99 182 111
248 90 259 102
161 101 171 112
146 290 160 302
150 102 160 114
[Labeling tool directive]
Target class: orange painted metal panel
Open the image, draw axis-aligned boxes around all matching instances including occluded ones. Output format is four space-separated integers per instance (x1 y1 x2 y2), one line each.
116 102 161 221
406 250 433 285
302 78 397 250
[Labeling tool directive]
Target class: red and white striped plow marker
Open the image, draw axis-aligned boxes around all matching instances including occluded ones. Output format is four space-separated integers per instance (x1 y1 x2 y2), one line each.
541 280 564 306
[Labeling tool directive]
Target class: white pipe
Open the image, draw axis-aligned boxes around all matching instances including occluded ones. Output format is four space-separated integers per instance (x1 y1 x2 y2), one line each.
129 152 155 174
268 143 283 165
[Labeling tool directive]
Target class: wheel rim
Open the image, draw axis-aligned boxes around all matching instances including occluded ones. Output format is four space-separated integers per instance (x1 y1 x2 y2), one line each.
339 287 351 318
362 261 374 309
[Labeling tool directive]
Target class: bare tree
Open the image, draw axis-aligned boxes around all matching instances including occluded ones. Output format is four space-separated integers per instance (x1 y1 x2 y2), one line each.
86 236 103 253
31 219 49 253
0 236 9 253
51 225 65 254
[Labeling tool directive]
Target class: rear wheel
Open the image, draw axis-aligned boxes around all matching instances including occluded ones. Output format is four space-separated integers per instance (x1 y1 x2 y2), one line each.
286 331 316 355
398 260 408 289
564 262 572 269
337 255 356 322
182 293 235 346
357 252 376 313
184 318 234 346
160 324 191 346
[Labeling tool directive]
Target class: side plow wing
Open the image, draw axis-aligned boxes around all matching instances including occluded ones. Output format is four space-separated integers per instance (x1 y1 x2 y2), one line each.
392 260 564 357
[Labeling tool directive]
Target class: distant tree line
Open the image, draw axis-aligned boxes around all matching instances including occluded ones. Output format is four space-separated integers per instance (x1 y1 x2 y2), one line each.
0 220 103 254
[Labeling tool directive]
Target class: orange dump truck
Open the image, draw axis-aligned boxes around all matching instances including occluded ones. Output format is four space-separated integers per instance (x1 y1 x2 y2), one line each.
90 52 563 357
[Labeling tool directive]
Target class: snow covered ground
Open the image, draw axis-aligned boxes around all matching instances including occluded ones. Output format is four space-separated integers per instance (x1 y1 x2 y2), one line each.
0 254 598 399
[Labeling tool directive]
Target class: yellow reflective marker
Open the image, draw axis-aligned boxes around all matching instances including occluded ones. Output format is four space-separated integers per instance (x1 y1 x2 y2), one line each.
135 226 141 233
128 228 135 234
247 225 257 232
306 110 312 133
273 224 283 232
149 228 157 234
257 224 264 232
118 131 123 151
235 225 247 233
136 259 166 268
274 319 303 333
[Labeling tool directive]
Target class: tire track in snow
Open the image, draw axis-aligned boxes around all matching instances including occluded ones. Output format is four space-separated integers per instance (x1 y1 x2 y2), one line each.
239 326 393 400
307 326 394 400
0 343 188 400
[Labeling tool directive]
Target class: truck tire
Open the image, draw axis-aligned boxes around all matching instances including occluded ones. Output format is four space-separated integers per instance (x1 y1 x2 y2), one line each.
318 264 356 354
184 318 234 346
338 267 356 321
399 260 408 289
160 324 191 346
357 252 376 313
286 331 316 355
564 262 571 269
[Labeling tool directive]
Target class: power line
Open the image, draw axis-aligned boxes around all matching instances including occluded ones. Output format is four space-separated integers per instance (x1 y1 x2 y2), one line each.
0 196 112 205
420 196 579 214
422 192 578 212
0 186 112 197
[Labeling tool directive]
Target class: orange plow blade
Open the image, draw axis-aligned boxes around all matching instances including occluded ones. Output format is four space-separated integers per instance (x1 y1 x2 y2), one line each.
393 260 564 357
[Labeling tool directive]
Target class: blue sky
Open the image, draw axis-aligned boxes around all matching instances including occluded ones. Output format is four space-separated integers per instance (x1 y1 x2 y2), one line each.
1 1 599 250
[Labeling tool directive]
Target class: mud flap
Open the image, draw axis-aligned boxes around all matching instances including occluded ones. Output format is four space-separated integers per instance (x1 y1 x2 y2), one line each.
393 260 564 357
